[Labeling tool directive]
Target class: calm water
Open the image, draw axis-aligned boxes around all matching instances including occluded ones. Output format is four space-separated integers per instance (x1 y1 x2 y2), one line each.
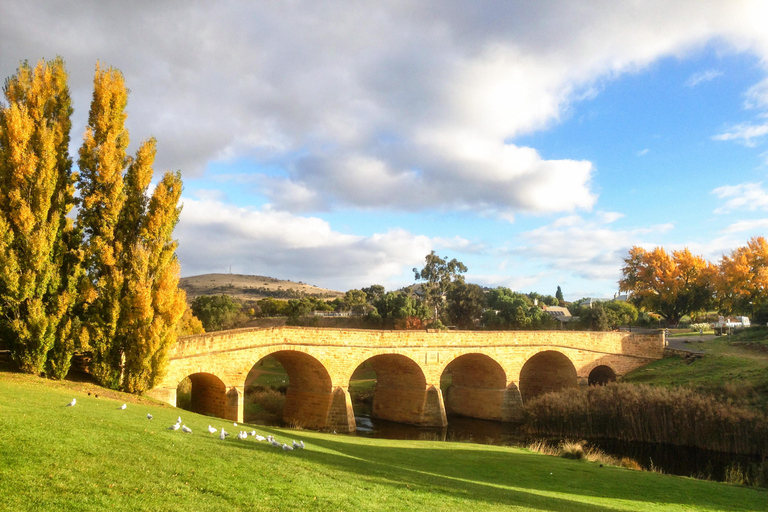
353 412 761 482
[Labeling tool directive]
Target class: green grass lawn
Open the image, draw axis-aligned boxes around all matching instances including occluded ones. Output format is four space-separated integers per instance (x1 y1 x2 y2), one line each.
623 335 768 409
1 372 766 511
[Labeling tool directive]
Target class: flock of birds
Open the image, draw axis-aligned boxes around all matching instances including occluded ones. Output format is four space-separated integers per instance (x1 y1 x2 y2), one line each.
66 397 307 452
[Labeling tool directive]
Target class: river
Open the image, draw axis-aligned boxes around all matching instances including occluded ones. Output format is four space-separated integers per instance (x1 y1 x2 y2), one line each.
352 412 761 482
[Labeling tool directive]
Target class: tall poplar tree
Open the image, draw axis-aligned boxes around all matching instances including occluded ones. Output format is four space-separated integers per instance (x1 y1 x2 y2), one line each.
76 63 130 387
77 64 186 391
0 57 81 376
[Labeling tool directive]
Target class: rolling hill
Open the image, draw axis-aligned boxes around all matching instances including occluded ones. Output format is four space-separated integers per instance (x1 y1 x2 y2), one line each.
179 273 344 301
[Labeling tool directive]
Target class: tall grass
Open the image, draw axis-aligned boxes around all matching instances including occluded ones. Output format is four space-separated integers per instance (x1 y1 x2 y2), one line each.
524 383 768 456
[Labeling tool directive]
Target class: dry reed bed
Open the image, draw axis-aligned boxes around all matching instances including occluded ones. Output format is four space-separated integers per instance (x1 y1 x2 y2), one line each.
524 383 768 456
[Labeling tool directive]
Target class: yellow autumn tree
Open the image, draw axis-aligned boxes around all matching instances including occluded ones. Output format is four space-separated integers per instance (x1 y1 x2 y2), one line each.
0 57 83 376
76 63 131 387
716 236 768 315
619 246 715 325
77 64 186 391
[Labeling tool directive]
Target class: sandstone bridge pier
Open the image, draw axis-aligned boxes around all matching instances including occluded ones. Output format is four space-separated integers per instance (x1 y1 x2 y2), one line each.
147 327 663 433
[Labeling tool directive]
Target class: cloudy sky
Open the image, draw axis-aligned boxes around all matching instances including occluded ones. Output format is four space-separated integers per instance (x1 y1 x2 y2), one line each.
3 1 768 299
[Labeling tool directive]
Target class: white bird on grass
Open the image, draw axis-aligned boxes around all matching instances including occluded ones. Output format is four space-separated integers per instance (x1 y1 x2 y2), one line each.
181 424 192 434
249 430 256 437
219 429 227 440
238 431 248 440
177 416 182 424
119 404 127 410
208 425 217 434
255 434 266 442
168 423 180 431
292 440 305 449
282 443 294 451
147 413 153 420
66 398 76 407
270 439 281 448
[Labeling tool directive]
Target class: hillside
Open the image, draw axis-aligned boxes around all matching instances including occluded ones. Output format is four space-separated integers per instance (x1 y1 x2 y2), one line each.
179 273 344 301
623 329 768 410
1 372 766 512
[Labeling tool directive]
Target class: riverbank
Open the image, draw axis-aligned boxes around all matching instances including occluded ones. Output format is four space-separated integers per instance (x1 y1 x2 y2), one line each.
2 371 766 512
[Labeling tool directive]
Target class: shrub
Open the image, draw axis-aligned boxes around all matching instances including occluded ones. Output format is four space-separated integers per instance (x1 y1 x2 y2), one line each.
523 383 768 455
558 441 584 459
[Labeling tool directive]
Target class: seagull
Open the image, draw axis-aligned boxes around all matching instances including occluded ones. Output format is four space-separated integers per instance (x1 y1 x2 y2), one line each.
176 416 182 424
219 429 227 440
233 423 237 427
147 413 153 420
66 398 76 407
255 434 266 442
238 431 248 440
249 430 256 437
119 404 127 410
208 425 217 434
293 440 304 449
168 423 180 431
181 425 192 434
282 443 294 451
270 439 281 448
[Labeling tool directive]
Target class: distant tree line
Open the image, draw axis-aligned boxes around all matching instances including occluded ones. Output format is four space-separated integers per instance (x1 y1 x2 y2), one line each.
189 251 643 333
0 58 186 392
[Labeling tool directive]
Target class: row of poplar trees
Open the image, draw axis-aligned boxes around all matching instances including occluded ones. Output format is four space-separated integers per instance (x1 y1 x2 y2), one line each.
0 57 186 393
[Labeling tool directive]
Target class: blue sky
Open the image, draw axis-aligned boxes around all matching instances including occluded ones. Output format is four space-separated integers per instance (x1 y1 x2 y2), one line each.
2 1 768 299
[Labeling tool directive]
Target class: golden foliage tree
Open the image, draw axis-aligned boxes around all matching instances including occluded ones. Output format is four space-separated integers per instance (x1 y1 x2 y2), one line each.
77 64 185 391
76 63 131 387
619 246 715 324
716 236 768 315
0 57 82 376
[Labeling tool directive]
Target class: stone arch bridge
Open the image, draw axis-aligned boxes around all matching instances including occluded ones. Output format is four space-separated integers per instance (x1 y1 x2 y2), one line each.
148 327 663 433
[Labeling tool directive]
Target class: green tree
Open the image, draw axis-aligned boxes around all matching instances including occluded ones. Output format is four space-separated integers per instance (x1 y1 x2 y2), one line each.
555 286 564 304
413 251 467 322
191 295 241 332
258 297 289 317
604 301 638 328
342 289 371 315
361 284 385 303
372 291 429 328
446 281 485 329
0 57 82 376
579 302 611 331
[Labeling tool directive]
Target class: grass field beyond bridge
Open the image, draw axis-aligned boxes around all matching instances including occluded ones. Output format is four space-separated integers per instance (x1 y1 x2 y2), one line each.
1 372 766 511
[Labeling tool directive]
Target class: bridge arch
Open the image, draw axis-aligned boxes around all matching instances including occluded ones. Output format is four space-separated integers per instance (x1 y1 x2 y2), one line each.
441 353 521 421
349 353 444 427
519 350 577 403
181 372 228 418
248 350 335 429
588 364 617 386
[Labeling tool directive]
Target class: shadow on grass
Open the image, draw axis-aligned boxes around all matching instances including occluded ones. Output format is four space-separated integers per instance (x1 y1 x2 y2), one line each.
253 432 765 512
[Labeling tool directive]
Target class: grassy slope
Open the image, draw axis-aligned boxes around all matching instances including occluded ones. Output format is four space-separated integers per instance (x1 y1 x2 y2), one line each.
623 335 768 409
1 373 766 512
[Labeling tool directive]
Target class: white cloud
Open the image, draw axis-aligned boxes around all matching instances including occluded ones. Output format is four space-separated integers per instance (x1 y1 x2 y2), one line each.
514 214 674 282
724 218 768 232
685 69 723 87
5 1 768 217
636 148 650 156
712 123 768 147
712 182 768 213
175 197 433 289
